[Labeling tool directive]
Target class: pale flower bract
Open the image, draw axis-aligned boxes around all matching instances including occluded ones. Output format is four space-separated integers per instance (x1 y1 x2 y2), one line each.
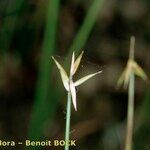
52 51 102 111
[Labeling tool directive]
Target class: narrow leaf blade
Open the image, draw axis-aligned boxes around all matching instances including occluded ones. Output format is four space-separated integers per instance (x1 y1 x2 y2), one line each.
52 56 69 91
74 70 102 87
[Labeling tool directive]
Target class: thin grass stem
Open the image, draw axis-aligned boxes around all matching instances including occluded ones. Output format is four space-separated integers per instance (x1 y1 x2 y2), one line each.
125 72 135 150
125 36 135 150
65 91 72 150
129 36 135 60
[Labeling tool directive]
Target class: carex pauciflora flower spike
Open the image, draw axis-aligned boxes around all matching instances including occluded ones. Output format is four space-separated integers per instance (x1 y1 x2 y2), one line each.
117 36 148 150
117 36 147 88
52 51 102 111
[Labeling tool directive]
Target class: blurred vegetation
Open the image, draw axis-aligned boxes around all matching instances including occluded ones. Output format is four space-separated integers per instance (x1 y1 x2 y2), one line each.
29 0 60 143
0 0 150 150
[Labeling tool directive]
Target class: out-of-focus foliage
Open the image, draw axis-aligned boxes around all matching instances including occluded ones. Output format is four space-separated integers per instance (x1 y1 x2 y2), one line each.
28 0 60 144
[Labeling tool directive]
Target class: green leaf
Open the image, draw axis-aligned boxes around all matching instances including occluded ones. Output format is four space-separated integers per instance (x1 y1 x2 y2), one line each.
28 0 60 144
74 70 102 87
68 0 104 54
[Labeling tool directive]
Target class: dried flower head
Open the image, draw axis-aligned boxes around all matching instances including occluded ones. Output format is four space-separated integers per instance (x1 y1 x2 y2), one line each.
52 51 102 111
117 36 148 88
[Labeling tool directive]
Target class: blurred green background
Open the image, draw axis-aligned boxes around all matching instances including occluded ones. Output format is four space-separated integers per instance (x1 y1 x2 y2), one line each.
0 0 150 150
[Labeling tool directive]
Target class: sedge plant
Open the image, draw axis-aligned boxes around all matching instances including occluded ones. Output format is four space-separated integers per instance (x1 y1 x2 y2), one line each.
52 51 102 150
117 36 148 150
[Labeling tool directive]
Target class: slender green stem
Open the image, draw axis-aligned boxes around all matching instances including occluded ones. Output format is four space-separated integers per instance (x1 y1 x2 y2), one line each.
68 0 104 55
125 72 135 150
28 0 60 142
65 91 72 150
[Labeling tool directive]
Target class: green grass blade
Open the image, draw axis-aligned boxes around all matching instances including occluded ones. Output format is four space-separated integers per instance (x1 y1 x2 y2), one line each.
69 0 104 54
28 0 60 143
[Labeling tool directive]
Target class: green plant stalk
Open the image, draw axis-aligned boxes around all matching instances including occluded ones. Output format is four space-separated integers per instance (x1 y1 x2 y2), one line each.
68 0 104 55
28 0 60 144
65 91 72 150
125 36 135 150
125 72 135 150
65 74 72 150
